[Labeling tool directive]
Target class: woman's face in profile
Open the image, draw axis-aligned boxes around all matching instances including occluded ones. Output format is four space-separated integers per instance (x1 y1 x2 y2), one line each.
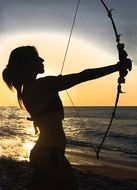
29 54 45 74
35 56 45 74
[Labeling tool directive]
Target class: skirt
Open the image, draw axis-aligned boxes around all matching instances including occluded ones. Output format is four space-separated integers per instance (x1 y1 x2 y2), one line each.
27 146 78 190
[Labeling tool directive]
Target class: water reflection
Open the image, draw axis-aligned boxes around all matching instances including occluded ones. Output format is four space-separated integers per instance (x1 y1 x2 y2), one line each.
24 142 35 160
0 107 37 160
0 145 2 157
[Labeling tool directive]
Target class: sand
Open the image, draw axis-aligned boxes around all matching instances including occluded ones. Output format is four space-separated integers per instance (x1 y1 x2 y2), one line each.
66 151 137 180
0 152 137 190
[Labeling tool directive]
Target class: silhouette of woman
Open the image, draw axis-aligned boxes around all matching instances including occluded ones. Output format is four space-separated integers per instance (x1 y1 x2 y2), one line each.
2 46 132 190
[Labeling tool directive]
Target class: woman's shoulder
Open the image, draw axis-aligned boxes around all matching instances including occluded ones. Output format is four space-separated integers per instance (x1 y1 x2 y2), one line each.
37 75 59 82
37 75 61 87
23 76 54 91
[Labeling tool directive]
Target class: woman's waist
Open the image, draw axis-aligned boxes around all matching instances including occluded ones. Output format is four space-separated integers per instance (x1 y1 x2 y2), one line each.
34 112 64 124
36 133 66 150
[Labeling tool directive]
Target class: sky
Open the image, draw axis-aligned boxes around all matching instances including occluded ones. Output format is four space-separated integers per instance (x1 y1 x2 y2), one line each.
0 0 137 106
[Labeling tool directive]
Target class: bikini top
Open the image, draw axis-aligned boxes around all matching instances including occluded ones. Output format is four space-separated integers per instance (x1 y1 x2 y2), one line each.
29 93 64 120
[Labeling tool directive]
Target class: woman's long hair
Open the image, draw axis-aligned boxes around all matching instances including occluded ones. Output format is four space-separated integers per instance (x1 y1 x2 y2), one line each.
2 46 38 107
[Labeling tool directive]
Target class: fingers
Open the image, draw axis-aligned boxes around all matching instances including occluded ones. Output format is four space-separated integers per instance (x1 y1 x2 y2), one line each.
120 69 128 78
125 58 132 71
117 58 132 72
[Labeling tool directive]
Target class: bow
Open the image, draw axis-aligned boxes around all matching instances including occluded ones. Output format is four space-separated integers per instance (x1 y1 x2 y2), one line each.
96 0 132 159
60 0 132 159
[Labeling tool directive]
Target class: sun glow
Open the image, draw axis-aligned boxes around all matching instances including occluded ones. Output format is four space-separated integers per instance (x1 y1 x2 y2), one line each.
24 142 35 154
0 31 136 106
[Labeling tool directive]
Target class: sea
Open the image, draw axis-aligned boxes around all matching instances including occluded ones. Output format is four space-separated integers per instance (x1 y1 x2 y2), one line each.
0 106 137 166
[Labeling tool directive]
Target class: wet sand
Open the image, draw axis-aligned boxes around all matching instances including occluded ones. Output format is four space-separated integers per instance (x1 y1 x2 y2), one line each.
68 152 137 190
0 152 137 190
66 151 137 180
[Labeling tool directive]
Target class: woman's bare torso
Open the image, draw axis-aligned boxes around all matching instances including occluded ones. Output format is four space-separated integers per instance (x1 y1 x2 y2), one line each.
34 113 66 150
22 78 66 151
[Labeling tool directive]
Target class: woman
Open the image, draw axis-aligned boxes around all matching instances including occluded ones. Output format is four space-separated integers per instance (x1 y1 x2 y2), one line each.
2 46 131 190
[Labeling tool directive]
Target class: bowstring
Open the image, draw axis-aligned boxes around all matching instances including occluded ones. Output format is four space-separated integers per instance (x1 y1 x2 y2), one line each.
60 0 97 153
60 0 81 75
60 0 83 125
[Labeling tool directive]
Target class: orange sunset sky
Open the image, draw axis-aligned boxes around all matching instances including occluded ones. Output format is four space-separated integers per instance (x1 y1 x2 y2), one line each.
0 0 137 106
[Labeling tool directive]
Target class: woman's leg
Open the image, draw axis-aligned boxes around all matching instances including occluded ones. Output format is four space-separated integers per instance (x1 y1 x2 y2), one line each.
27 168 59 190
27 148 78 190
27 148 57 190
58 155 78 190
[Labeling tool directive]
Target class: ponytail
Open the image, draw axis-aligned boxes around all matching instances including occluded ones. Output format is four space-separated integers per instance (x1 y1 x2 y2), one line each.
2 46 38 108
2 64 23 108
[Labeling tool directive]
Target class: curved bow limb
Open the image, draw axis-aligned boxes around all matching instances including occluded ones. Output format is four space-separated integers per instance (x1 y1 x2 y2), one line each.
96 0 132 159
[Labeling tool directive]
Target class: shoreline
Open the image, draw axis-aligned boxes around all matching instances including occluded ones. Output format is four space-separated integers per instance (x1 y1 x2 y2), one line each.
66 151 137 180
0 153 137 190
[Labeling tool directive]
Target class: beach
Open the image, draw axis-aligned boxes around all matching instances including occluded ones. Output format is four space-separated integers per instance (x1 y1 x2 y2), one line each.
0 152 137 190
0 106 137 189
68 152 137 190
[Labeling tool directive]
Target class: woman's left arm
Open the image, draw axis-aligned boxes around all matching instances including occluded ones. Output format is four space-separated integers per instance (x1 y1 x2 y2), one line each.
46 64 119 91
42 60 132 92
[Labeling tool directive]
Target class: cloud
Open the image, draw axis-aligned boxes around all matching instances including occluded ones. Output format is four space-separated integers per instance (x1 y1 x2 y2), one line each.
0 0 137 64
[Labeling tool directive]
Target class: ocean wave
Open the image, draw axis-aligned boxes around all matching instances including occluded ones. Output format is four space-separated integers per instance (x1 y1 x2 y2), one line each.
0 106 137 163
